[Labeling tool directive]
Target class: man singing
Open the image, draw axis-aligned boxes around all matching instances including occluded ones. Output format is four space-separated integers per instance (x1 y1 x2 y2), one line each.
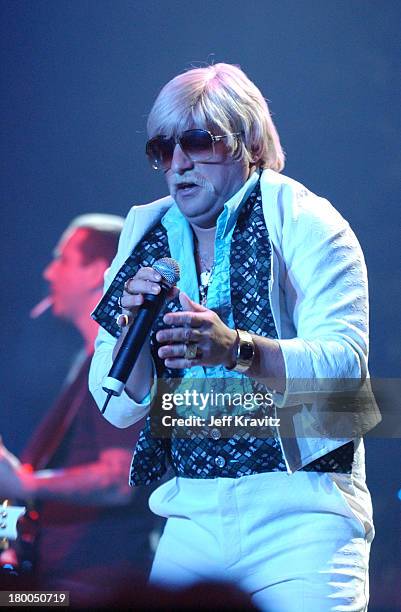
89 64 380 611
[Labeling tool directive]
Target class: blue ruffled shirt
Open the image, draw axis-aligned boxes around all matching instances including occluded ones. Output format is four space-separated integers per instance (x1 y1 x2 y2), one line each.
160 171 260 419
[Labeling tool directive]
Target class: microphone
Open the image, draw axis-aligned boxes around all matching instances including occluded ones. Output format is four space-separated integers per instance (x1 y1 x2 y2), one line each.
101 257 180 413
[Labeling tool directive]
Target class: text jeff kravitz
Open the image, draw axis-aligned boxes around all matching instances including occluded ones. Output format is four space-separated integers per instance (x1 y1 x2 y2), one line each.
161 414 281 428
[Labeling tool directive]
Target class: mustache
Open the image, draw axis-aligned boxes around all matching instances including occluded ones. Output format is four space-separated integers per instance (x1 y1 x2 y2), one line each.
173 173 215 194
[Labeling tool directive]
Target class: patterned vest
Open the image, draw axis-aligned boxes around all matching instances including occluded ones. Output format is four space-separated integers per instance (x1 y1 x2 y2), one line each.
93 182 353 485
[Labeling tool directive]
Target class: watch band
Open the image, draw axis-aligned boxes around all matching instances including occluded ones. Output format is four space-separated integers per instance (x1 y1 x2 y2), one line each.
227 329 255 373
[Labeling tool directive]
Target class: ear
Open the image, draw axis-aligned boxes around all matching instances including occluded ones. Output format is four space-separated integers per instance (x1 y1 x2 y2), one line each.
84 257 109 290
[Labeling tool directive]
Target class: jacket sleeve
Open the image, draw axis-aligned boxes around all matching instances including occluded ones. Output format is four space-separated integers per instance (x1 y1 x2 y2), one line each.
88 207 156 428
272 182 369 408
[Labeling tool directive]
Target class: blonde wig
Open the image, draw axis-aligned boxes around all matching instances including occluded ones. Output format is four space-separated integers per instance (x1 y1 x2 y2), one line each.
147 63 285 171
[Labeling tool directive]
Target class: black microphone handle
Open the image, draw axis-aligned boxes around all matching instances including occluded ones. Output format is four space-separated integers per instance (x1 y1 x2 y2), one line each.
108 287 168 385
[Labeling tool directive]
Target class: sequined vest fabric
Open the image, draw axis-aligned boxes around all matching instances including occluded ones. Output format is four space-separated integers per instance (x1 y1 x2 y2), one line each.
92 182 353 485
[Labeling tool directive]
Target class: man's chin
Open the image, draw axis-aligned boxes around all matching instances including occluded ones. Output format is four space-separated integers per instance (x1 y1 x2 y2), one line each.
181 207 219 229
51 303 67 319
173 190 221 227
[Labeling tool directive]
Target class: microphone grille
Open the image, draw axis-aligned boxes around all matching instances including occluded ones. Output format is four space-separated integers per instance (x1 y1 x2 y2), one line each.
152 257 180 287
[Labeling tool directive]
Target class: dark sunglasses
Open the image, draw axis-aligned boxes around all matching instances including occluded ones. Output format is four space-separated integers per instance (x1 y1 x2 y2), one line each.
145 129 242 171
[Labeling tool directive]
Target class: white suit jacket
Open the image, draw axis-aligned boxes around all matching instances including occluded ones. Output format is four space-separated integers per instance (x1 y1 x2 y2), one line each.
89 169 380 473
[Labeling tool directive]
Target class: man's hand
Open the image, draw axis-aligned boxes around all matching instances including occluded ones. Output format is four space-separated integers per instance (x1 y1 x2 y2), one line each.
0 438 31 499
112 266 179 403
116 266 179 330
156 292 237 369
0 438 134 506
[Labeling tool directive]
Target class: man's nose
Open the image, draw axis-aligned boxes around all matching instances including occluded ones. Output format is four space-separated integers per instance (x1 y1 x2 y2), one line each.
43 260 56 281
170 143 194 174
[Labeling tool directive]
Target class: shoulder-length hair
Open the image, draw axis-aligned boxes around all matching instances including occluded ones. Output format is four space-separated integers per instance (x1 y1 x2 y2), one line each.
147 63 285 172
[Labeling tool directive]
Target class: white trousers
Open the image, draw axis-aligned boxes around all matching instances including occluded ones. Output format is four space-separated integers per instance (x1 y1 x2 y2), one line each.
148 471 374 612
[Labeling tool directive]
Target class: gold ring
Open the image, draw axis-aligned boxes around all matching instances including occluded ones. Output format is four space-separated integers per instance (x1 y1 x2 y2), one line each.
184 343 198 360
124 278 136 294
116 313 130 328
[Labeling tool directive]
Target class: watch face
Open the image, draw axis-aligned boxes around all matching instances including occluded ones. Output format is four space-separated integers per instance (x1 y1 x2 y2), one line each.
241 342 254 361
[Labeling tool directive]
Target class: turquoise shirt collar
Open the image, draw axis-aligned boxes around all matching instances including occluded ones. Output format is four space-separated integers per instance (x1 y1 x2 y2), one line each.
160 170 260 302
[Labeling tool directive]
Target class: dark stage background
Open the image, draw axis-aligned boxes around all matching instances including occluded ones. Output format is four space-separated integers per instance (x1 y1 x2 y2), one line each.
1 1 400 609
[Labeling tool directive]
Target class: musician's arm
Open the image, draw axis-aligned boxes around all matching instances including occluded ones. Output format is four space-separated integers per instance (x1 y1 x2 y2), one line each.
0 445 134 507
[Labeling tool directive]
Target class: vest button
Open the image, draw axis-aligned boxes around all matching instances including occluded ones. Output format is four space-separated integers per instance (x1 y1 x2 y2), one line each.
215 456 226 468
210 428 221 440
